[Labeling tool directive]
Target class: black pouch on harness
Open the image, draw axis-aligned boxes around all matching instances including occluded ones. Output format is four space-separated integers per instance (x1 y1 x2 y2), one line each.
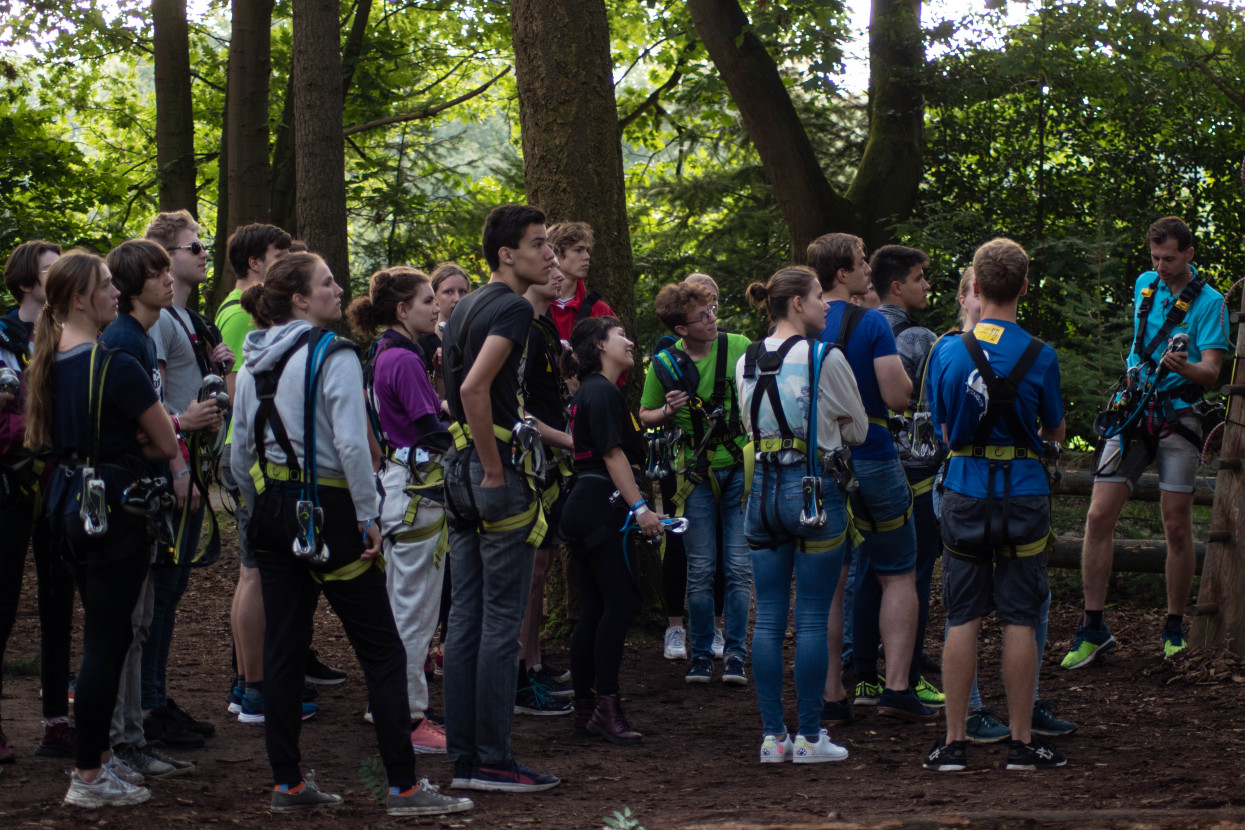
249 482 327 561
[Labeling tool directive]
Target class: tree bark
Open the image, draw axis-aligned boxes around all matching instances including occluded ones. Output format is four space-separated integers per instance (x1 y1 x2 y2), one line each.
152 0 197 216
686 0 856 257
292 0 351 300
270 72 296 235
226 0 274 231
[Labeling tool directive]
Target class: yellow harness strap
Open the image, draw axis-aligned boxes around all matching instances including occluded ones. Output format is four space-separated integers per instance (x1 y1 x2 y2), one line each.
310 554 385 584
909 475 936 496
946 530 1052 560
948 445 1033 461
250 461 349 494
449 421 513 451
798 530 848 554
867 415 889 428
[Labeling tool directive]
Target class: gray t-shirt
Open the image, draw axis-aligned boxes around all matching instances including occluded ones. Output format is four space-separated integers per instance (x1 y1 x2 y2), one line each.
153 305 205 414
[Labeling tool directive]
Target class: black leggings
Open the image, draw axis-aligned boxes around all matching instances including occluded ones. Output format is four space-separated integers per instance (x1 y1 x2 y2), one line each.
253 484 415 788
0 503 73 719
659 474 725 620
58 512 150 770
563 479 642 698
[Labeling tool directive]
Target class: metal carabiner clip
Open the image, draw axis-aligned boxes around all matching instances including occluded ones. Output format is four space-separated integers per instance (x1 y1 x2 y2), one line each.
661 517 690 535
799 475 828 528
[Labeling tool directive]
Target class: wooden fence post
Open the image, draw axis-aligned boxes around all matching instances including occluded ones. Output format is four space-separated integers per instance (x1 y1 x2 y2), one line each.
1190 293 1245 654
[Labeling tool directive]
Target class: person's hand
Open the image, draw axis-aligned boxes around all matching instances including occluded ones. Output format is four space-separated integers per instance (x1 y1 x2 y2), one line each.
173 474 200 512
211 342 234 368
481 469 506 489
664 390 690 416
636 509 662 539
359 521 382 560
1161 347 1189 376
179 398 224 432
432 347 443 373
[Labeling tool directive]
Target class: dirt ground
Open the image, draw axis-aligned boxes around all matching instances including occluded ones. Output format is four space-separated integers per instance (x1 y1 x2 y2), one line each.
2 541 1245 830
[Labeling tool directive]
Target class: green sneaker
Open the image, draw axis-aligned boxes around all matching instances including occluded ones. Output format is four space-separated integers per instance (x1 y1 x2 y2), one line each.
1060 625 1117 669
853 679 883 706
915 676 945 707
1161 624 1187 658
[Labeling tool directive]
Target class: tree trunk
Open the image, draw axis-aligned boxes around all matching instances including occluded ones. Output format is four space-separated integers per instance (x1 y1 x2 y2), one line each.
686 0 856 258
152 0 197 216
510 0 663 633
1191 290 1245 656
226 0 274 231
210 104 229 314
292 0 351 300
845 0 925 249
270 73 297 235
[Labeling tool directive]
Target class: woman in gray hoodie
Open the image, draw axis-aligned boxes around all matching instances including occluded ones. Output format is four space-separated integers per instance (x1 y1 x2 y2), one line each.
229 252 472 819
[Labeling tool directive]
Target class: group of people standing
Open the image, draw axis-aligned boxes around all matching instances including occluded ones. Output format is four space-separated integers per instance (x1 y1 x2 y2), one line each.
0 206 1221 813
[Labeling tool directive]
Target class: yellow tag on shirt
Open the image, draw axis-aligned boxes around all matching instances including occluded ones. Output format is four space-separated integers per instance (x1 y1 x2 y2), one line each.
973 323 1004 345
632 413 642 432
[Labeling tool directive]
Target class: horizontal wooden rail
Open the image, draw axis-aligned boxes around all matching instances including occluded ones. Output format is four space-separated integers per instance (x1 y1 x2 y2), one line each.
1047 537 1205 574
1051 469 1213 506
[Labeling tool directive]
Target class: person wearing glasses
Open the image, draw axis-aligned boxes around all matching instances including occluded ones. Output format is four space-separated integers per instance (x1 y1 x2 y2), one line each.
141 210 234 747
639 282 751 686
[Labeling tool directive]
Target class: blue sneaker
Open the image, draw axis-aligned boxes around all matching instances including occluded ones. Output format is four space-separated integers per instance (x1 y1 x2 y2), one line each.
238 693 318 724
468 758 559 792
685 656 713 684
965 705 1010 743
227 684 244 715
1031 699 1076 737
1061 624 1117 669
820 697 852 727
877 688 939 723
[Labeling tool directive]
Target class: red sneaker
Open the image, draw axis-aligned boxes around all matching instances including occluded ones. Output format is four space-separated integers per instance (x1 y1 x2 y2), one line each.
410 718 447 755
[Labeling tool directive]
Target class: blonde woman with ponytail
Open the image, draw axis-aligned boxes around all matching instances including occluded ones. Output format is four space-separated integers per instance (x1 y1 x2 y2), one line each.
27 251 179 808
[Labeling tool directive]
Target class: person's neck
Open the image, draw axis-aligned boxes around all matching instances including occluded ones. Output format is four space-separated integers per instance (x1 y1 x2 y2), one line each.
682 333 713 360
17 296 41 325
130 303 162 332
978 301 1019 324
892 301 919 318
172 279 194 309
772 319 808 340
59 315 98 351
237 274 263 294
525 291 552 317
824 285 853 304
560 276 582 301
1166 270 1194 295
598 363 622 385
387 323 422 342
489 269 523 295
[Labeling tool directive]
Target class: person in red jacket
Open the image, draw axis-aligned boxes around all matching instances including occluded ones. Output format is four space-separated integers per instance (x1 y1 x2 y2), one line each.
548 223 614 344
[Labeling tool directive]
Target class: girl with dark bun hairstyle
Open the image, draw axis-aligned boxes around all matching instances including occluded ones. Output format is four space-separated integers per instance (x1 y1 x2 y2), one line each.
558 316 656 745
27 251 180 808
231 253 472 817
348 266 451 755
738 265 867 765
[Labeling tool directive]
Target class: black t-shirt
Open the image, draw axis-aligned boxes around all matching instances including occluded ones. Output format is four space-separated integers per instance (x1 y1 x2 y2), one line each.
50 343 158 462
416 332 440 370
443 282 533 431
570 373 645 475
524 314 565 430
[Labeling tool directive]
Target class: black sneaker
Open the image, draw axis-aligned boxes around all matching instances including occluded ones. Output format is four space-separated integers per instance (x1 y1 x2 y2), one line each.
305 649 348 685
163 698 215 738
527 668 573 700
685 656 713 684
514 681 571 715
1006 739 1067 770
1031 699 1077 737
821 696 853 727
469 758 559 792
922 739 967 772
143 711 205 749
877 688 939 723
534 661 571 684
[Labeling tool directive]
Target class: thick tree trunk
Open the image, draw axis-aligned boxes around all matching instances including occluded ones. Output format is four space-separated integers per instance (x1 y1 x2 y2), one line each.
686 0 856 258
270 74 296 235
210 106 229 314
292 0 350 300
152 0 197 216
226 0 274 231
845 0 925 248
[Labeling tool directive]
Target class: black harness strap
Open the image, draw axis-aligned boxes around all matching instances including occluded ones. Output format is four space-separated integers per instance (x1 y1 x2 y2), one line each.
837 303 866 349
363 330 426 453
253 329 317 474
576 291 602 323
742 336 804 452
1132 276 1204 368
959 330 1045 549
444 284 509 424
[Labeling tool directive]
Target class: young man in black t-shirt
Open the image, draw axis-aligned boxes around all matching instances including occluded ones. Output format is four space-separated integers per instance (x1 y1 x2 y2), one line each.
441 205 568 793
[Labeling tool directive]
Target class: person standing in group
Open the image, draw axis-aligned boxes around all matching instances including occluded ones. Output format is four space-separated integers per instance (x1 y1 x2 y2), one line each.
923 238 1067 772
230 252 472 816
548 223 613 345
0 240 78 764
441 204 562 793
808 233 935 723
350 265 452 755
1062 216 1227 667
560 316 654 744
27 251 181 807
423 262 472 402
739 266 866 764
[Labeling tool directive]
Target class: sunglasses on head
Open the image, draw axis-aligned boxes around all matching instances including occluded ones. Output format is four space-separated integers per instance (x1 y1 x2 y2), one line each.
169 241 208 256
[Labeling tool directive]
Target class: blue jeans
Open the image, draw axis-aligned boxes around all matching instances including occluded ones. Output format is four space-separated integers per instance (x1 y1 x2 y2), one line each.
747 465 847 738
841 537 860 662
684 465 750 661
850 457 917 575
141 503 202 710
442 449 536 766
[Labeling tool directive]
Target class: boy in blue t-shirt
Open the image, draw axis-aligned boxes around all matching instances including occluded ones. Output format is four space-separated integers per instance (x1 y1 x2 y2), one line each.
924 237 1066 773
1062 217 1228 669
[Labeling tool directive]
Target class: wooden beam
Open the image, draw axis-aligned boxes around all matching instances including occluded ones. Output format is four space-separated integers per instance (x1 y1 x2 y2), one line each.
1047 537 1205 575
1051 470 1213 505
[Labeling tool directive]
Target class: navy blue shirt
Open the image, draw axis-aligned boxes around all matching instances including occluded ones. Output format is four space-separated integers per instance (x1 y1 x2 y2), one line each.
101 313 162 402
50 343 158 464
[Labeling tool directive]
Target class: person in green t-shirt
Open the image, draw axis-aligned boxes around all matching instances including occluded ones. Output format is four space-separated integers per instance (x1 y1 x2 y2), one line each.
639 282 751 686
216 223 290 716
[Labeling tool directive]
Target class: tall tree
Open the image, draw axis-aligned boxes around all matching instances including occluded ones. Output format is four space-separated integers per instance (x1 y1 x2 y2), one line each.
509 0 635 335
292 0 350 298
686 0 925 256
226 0 274 230
151 0 197 216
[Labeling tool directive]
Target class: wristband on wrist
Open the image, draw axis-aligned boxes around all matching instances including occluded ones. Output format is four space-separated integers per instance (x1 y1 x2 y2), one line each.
631 503 650 517
171 415 181 433
173 468 190 480
661 403 669 418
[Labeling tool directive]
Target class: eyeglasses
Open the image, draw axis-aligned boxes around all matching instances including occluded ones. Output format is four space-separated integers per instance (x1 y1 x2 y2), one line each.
683 307 717 327
168 241 209 256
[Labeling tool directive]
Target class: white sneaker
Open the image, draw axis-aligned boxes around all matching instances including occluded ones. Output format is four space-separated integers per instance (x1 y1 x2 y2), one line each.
104 754 145 785
711 627 725 659
663 626 687 660
793 729 848 763
64 768 151 808
759 733 794 763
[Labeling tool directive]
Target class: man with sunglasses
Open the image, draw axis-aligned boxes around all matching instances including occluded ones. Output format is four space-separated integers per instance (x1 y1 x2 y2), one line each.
640 282 751 686
140 210 234 749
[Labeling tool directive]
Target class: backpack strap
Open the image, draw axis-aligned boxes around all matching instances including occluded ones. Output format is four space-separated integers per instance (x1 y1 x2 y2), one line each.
837 303 866 349
444 284 510 422
959 331 1045 454
363 330 427 452
576 291 602 323
0 316 31 369
745 336 805 455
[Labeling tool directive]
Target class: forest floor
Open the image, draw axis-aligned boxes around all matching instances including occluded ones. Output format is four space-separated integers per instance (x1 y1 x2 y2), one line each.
2 533 1245 830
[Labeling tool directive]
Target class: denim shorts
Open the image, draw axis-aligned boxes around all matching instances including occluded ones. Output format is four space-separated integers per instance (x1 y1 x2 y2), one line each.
849 457 916 574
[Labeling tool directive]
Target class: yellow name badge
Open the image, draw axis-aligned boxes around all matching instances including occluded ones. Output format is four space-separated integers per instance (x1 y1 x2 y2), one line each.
632 413 642 432
973 323 1004 345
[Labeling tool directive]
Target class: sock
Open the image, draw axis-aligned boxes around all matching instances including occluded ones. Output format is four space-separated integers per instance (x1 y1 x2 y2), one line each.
1166 614 1183 630
46 715 70 726
1083 610 1104 630
275 781 305 793
391 784 417 796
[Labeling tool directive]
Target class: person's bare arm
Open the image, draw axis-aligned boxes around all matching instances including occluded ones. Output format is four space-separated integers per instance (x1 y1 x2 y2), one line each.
1040 418 1066 444
1162 346 1223 388
873 354 913 412
638 390 690 427
532 417 573 451
603 446 660 537
136 401 179 461
460 334 517 487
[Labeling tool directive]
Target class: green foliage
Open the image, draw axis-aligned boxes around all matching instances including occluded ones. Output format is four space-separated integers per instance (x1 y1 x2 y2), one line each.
603 806 646 830
356 756 387 804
